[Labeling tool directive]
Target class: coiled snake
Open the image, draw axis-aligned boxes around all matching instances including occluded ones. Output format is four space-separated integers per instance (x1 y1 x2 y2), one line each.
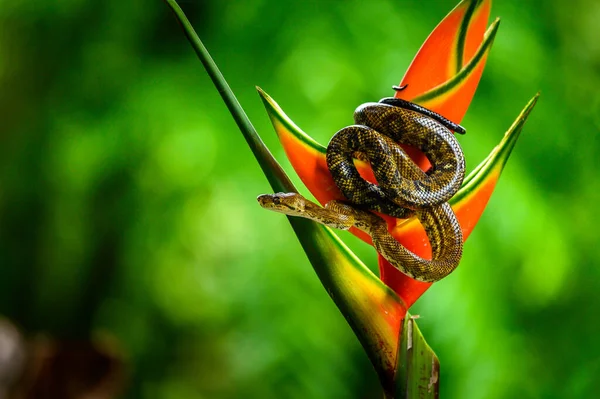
257 89 466 282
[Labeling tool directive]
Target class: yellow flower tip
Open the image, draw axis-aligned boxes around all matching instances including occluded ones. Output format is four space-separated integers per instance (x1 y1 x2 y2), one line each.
256 86 271 102
494 92 539 159
505 93 540 140
486 17 501 43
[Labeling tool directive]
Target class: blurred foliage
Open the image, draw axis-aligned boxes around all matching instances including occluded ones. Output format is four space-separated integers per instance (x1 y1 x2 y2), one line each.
1 0 599 398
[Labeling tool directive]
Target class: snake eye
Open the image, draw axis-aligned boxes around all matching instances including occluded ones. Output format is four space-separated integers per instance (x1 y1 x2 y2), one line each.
273 196 281 205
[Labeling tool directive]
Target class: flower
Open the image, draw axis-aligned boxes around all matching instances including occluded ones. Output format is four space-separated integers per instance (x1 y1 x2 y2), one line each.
164 0 537 395
256 0 538 394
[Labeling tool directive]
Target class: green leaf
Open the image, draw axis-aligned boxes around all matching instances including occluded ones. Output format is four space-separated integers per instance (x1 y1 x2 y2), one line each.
395 316 440 399
162 0 408 393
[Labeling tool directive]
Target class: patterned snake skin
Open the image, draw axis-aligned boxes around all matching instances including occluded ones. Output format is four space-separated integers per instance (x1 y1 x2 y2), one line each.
258 96 466 282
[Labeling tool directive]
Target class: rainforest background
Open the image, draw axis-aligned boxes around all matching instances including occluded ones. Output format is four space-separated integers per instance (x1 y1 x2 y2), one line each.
1 0 599 398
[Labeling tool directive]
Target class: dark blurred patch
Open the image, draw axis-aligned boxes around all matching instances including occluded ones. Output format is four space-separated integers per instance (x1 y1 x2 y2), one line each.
11 334 125 399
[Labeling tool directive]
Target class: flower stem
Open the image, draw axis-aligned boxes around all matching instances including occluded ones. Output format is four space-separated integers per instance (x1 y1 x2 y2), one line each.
162 1 412 395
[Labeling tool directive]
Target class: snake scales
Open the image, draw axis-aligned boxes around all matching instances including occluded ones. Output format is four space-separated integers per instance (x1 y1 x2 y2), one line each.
258 92 466 282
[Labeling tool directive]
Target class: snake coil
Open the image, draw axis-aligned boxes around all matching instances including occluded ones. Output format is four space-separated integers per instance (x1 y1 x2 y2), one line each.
258 93 467 282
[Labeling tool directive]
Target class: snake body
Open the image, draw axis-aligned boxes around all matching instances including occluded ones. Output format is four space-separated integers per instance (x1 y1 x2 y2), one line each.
327 99 465 218
258 96 466 282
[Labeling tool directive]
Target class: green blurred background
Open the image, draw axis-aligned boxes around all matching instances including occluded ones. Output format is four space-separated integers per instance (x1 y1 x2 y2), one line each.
1 0 599 398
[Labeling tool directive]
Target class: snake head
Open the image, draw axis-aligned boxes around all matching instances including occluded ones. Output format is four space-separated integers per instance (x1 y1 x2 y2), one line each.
257 192 307 216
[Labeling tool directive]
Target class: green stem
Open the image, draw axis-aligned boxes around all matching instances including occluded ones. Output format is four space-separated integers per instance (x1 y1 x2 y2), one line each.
162 1 411 395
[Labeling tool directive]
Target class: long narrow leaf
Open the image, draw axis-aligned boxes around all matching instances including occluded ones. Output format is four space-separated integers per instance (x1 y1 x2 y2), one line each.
162 0 408 393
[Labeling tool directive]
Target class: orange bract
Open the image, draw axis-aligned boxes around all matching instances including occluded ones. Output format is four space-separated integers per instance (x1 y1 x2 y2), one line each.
260 0 536 307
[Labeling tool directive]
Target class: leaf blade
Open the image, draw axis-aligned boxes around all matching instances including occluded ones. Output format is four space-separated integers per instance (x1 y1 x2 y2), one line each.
163 1 408 391
395 316 440 399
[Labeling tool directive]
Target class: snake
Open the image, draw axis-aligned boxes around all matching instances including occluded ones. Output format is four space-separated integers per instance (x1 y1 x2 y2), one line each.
257 89 466 282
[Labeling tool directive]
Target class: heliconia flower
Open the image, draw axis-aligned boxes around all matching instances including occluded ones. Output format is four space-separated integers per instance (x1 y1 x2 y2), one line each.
256 0 537 395
163 0 538 396
258 0 537 307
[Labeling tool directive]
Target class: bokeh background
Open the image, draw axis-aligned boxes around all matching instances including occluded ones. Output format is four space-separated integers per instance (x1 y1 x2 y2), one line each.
1 0 599 398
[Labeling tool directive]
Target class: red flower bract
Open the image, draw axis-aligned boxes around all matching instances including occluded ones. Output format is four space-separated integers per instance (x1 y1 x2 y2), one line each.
260 0 507 307
255 0 537 394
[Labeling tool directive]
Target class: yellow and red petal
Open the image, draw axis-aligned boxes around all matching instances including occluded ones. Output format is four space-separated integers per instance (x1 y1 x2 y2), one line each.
393 0 496 173
381 94 539 307
397 0 494 124
396 1 498 170
406 19 499 126
258 88 397 243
